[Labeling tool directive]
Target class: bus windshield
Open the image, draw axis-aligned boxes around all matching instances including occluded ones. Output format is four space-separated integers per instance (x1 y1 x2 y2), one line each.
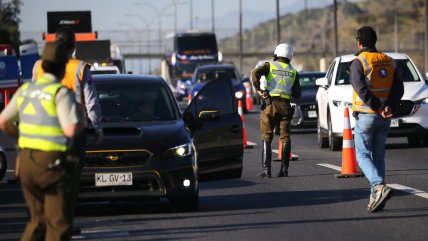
177 35 218 55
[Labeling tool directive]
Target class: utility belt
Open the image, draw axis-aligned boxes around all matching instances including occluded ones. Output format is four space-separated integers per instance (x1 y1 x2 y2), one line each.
271 96 291 103
20 148 79 170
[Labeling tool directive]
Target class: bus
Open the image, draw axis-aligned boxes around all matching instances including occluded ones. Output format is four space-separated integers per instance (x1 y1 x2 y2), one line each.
161 32 222 100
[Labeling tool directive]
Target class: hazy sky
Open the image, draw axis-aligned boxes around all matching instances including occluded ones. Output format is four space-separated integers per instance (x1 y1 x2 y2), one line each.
19 0 331 32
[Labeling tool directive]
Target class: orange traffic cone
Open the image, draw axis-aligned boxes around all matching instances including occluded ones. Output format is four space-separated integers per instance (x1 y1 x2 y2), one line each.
187 92 192 105
274 139 298 161
244 83 253 111
238 99 253 149
335 107 363 178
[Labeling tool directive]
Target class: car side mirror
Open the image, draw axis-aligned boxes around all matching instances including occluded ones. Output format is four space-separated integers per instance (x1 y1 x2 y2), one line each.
316 77 328 87
198 108 221 121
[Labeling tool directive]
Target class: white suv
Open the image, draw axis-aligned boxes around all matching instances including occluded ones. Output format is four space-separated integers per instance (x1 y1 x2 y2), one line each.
316 53 428 151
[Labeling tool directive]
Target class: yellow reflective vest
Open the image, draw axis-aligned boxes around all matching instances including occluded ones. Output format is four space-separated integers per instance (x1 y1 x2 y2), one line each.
265 61 297 99
33 58 88 104
352 52 394 113
17 77 68 152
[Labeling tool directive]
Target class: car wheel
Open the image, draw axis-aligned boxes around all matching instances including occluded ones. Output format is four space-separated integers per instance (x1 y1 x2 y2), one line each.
0 153 6 182
407 135 422 147
317 118 328 148
328 115 341 151
170 192 199 211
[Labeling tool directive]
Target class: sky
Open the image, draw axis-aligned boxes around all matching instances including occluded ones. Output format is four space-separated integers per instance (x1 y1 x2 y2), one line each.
19 0 332 33
17 0 333 74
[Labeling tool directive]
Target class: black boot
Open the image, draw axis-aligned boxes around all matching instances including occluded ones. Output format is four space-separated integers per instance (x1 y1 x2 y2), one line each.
277 141 291 177
258 140 272 178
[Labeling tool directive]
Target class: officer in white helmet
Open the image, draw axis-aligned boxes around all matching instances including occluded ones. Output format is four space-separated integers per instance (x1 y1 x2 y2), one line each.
251 42 301 178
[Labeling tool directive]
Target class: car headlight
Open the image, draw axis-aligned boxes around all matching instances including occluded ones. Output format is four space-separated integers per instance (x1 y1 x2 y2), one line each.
163 143 193 158
235 90 245 99
332 100 352 107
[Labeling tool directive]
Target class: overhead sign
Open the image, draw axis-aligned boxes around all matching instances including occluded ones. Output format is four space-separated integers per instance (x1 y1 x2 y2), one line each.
47 11 92 34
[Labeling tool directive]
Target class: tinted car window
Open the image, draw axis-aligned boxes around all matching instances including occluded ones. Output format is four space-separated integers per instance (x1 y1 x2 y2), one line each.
335 59 420 85
396 59 421 82
188 78 233 115
96 83 176 122
299 74 325 90
196 68 238 83
326 61 336 85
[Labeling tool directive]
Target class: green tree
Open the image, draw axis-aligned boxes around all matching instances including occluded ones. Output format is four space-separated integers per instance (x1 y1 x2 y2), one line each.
0 0 22 51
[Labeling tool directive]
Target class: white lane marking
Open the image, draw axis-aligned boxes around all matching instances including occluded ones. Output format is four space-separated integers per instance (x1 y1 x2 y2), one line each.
388 184 428 200
247 141 257 146
272 149 279 154
318 163 428 200
317 163 342 172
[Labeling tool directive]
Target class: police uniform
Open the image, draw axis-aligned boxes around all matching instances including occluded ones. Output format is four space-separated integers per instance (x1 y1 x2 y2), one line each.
0 43 83 241
252 43 301 178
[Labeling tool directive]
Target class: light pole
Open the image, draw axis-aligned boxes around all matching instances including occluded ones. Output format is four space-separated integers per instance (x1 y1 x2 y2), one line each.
127 14 153 74
172 0 186 33
135 2 172 52
239 0 243 73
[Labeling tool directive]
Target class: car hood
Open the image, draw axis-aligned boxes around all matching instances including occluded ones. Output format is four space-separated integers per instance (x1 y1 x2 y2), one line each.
329 85 354 103
87 120 190 156
401 81 428 101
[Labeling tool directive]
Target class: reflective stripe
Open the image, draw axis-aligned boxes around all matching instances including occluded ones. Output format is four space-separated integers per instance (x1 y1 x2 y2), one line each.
343 117 351 129
73 61 86 104
342 140 354 149
18 137 67 152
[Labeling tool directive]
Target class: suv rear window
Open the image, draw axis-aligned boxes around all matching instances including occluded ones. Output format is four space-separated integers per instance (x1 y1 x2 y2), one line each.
335 59 421 85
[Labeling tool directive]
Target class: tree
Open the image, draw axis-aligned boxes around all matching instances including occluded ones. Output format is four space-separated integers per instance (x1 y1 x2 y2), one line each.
0 0 22 51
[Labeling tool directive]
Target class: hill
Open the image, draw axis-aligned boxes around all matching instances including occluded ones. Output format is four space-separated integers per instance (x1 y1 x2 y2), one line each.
219 0 426 76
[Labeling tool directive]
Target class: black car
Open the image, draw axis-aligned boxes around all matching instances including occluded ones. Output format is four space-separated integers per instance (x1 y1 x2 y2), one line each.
191 64 247 112
79 74 243 210
291 72 326 128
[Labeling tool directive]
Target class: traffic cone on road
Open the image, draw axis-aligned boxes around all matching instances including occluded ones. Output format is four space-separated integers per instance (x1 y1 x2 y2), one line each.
274 139 298 161
335 107 363 178
244 83 253 111
187 92 192 105
238 99 253 149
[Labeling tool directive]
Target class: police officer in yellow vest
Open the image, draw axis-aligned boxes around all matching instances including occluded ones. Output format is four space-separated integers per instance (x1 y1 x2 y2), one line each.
252 43 301 178
0 42 85 241
350 26 403 212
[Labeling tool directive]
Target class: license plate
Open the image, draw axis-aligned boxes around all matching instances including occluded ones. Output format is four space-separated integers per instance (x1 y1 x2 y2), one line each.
95 173 133 186
390 119 399 128
308 110 317 118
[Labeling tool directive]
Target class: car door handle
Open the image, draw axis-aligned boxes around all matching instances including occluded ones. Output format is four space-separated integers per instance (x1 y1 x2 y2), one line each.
231 125 241 133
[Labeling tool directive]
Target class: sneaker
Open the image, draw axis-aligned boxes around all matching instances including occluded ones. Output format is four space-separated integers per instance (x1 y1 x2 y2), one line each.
367 184 394 213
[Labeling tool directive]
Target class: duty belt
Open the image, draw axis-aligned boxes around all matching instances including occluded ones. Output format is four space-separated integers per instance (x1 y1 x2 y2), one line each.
271 96 290 102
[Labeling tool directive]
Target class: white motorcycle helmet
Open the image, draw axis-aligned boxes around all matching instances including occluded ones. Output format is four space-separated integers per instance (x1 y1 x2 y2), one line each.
273 43 293 61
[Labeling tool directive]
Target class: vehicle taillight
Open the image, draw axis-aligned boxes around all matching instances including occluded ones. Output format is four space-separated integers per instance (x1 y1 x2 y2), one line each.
0 44 14 56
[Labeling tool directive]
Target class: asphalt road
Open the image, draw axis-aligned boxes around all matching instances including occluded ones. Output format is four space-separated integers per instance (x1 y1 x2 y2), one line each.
1 108 428 241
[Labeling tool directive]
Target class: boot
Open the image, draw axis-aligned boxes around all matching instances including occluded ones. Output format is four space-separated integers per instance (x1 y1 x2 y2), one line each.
277 140 291 177
258 140 272 178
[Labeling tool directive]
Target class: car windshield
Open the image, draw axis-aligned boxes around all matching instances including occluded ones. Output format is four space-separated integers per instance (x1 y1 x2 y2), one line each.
335 59 421 85
299 73 325 90
96 82 177 122
196 68 238 83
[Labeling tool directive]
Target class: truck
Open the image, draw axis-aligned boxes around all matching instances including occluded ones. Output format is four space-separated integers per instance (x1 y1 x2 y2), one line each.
44 11 125 74
161 31 222 100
